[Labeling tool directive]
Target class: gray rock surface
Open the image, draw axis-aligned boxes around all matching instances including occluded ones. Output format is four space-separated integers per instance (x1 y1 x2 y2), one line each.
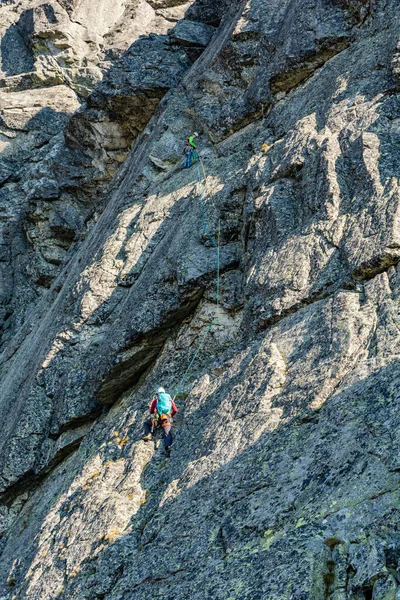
170 19 215 46
0 0 400 599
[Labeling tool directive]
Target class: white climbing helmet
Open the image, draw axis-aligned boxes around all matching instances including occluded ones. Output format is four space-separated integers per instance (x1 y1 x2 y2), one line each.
156 386 165 394
193 132 199 137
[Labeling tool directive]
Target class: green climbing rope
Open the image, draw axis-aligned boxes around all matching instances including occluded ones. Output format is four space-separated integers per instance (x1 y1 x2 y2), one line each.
173 157 221 401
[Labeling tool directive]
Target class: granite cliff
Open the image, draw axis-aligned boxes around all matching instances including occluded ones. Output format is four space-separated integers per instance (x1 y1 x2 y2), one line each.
1 0 400 599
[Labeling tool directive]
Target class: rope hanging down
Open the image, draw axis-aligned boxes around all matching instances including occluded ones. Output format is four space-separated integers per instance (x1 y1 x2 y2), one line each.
173 158 221 401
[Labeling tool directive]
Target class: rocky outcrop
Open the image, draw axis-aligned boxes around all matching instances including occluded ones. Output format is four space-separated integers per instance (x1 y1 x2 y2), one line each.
1 0 400 599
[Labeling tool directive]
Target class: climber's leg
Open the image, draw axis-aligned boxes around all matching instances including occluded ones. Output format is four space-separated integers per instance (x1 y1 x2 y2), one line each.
143 418 153 441
161 422 172 450
184 150 192 168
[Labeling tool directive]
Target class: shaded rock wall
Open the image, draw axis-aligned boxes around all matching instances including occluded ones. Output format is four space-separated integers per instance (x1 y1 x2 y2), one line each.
0 0 400 599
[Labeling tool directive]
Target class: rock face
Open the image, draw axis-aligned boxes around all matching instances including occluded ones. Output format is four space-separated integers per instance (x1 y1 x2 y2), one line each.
1 0 400 599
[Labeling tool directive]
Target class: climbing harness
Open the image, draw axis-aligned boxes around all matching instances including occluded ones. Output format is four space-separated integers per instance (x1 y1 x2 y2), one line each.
173 156 221 401
159 414 170 427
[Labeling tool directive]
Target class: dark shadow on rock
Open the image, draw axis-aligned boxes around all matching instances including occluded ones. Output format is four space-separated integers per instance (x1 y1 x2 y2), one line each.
0 104 100 351
1 10 34 76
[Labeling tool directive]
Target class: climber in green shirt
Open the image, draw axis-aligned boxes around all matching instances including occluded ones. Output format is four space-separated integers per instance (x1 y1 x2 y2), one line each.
183 132 199 168
188 132 198 149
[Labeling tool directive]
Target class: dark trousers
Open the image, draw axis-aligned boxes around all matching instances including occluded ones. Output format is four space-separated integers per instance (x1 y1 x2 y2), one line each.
144 417 172 448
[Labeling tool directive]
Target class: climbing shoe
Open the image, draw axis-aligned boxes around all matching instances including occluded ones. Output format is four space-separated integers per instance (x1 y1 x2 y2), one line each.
142 434 152 441
165 446 171 456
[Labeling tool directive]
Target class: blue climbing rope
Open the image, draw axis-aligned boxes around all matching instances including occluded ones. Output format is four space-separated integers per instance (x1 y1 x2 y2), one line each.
173 156 221 401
